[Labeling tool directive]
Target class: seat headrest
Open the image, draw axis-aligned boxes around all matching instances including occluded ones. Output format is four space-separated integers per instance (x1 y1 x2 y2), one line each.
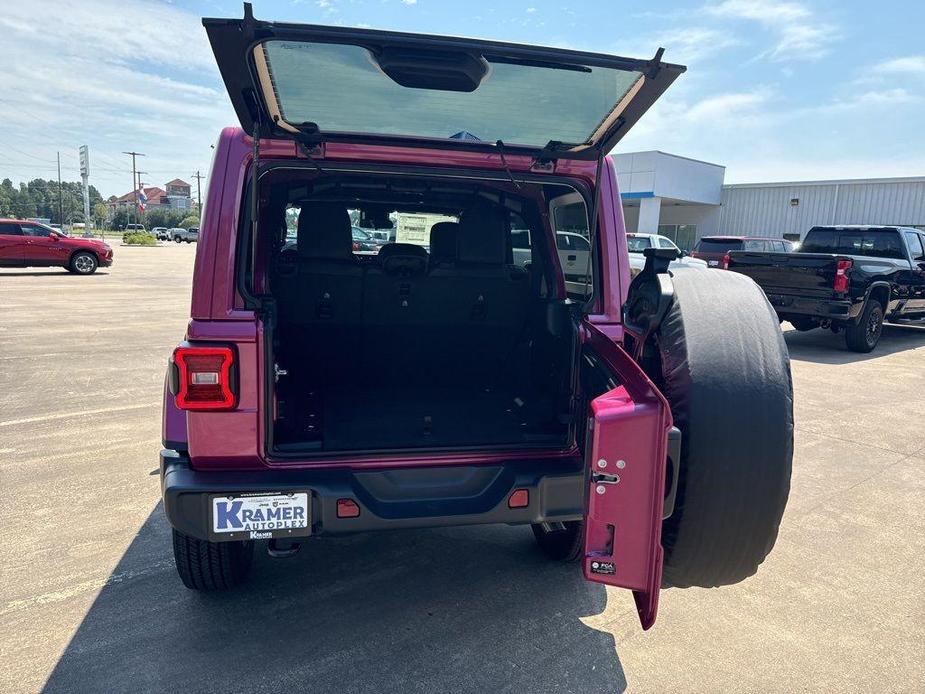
429 221 459 266
457 202 508 265
378 243 429 276
297 202 353 259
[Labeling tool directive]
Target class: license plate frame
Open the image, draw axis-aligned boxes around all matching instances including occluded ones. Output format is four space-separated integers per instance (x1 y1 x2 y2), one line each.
208 491 311 542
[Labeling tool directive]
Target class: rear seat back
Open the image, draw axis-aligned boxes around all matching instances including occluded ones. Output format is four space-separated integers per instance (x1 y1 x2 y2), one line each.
429 221 459 269
363 243 436 383
274 202 363 380
429 203 530 384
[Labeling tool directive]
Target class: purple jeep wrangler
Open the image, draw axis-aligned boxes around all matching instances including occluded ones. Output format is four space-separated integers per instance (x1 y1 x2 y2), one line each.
161 4 792 629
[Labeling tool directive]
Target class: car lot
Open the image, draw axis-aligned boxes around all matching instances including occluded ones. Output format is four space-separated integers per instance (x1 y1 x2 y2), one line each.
1 244 924 693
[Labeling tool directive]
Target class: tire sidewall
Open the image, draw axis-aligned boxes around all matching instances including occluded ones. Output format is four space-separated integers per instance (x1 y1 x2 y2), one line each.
70 252 98 275
845 299 884 352
653 268 793 589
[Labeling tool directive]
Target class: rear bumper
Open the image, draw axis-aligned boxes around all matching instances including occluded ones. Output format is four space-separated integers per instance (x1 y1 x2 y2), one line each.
160 450 585 541
766 293 854 321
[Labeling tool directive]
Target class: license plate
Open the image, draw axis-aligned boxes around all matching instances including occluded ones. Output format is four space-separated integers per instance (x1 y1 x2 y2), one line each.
708 260 719 266
210 492 311 541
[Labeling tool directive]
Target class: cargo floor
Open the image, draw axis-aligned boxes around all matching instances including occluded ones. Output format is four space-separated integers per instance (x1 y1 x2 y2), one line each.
275 385 565 451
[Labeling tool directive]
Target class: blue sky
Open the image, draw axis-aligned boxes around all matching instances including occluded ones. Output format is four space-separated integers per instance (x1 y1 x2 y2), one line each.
0 0 922 197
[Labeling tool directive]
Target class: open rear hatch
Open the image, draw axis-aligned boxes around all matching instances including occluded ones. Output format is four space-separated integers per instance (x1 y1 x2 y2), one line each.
204 3 684 161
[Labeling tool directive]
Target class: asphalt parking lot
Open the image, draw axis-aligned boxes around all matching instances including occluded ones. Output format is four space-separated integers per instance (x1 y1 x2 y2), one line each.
2 244 924 693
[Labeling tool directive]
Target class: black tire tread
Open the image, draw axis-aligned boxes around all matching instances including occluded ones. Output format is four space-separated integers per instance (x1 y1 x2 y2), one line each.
531 522 584 562
172 529 253 591
844 299 883 353
657 268 793 589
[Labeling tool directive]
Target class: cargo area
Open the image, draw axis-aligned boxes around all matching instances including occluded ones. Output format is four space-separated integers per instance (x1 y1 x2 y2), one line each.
261 170 589 454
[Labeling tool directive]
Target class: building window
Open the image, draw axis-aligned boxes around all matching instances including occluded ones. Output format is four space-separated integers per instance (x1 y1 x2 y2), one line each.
658 224 697 251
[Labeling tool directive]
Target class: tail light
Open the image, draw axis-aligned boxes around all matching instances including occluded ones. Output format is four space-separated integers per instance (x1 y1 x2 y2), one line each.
172 345 236 410
722 253 731 270
352 241 360 251
834 258 852 293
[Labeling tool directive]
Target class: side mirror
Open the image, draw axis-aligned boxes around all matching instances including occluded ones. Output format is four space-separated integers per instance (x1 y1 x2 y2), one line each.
679 249 688 258
49 232 60 240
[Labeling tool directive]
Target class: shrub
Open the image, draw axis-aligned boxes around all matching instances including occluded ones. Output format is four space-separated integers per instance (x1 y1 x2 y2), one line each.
122 232 157 246
179 214 200 229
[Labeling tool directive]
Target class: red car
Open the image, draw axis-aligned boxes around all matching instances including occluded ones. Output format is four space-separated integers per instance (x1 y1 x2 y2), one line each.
0 219 113 274
159 8 793 630
691 235 795 269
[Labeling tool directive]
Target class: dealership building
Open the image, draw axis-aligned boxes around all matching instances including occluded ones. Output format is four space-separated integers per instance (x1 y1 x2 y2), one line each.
615 151 925 250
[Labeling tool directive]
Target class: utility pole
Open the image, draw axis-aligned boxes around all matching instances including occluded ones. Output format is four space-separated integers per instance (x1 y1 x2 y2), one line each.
56 151 63 226
122 150 145 228
192 170 205 210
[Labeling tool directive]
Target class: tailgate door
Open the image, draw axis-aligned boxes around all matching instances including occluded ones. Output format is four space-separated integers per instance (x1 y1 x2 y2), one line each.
203 4 684 160
730 252 839 296
581 324 672 629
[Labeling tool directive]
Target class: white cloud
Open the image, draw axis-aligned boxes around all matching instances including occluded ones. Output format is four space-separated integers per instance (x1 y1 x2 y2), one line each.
706 0 809 24
0 0 231 196
630 26 742 63
705 0 839 61
401 0 418 5
828 88 924 110
683 89 773 122
874 56 925 75
526 7 537 12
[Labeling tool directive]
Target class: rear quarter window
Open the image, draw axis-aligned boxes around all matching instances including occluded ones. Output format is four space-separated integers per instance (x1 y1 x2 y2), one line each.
801 230 837 253
695 239 743 253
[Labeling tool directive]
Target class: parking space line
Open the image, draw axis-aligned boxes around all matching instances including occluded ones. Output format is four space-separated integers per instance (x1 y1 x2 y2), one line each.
0 403 158 427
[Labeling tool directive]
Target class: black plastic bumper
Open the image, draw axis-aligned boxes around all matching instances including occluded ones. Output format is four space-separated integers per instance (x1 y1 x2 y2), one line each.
160 450 585 542
766 293 854 321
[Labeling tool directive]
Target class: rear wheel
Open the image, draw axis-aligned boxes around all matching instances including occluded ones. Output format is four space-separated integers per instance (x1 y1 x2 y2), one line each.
844 299 883 353
69 251 98 275
787 315 817 332
531 521 583 562
650 268 793 589
172 529 254 590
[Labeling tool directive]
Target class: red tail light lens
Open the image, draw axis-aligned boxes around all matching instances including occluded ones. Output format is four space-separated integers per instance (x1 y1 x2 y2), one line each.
722 253 731 270
336 499 360 518
173 346 235 410
834 259 852 293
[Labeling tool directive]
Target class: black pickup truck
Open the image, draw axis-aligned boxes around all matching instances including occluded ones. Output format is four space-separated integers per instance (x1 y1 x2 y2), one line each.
728 225 925 352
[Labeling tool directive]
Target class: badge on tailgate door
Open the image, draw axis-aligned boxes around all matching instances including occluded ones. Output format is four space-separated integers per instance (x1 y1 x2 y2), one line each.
210 492 311 541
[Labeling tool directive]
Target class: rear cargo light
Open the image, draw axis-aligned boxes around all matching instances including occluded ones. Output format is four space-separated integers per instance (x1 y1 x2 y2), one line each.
173 346 235 410
336 498 360 518
834 259 852 293
721 253 731 270
508 489 529 508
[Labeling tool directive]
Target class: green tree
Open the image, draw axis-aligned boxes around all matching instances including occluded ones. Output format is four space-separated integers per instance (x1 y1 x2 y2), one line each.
0 177 105 223
93 202 108 228
179 214 200 229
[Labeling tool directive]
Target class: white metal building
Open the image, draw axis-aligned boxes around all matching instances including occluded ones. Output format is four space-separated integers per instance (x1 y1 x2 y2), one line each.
615 150 925 250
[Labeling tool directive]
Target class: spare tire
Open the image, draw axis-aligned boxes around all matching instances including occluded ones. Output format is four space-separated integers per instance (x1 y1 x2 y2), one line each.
653 268 793 588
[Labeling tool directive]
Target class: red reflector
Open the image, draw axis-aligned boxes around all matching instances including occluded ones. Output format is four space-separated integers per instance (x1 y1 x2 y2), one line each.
336 498 360 518
174 346 235 411
834 258 852 293
508 489 529 508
